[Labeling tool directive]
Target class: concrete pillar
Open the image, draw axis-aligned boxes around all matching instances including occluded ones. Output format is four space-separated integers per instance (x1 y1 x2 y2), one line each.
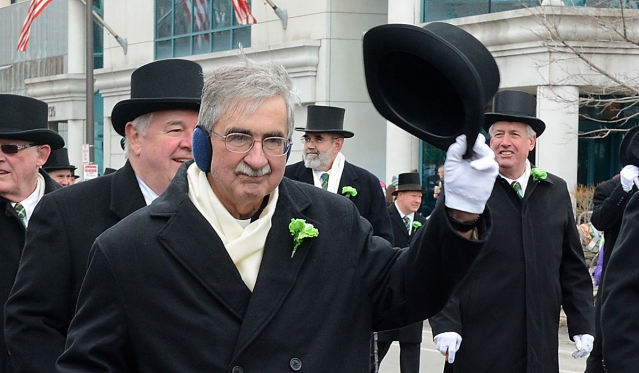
536 85 579 193
68 0 85 74
66 119 85 177
384 0 420 184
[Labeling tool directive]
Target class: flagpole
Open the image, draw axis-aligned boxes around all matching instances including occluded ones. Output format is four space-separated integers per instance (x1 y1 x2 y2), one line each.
86 0 94 163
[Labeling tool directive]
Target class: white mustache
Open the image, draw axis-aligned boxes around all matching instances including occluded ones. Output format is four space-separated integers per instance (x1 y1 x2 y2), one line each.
304 150 319 156
235 162 271 177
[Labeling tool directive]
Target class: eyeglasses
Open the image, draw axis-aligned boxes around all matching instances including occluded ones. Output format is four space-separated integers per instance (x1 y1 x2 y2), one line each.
212 132 291 156
0 143 37 154
300 136 340 145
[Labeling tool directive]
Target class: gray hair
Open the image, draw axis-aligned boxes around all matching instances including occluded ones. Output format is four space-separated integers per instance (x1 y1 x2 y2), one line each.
122 112 154 158
488 123 536 138
198 60 299 137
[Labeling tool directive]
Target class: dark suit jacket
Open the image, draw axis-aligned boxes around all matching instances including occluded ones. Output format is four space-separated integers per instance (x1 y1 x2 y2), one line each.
285 160 394 244
430 173 594 373
0 170 59 373
378 204 429 343
57 163 490 373
601 192 639 372
4 161 146 373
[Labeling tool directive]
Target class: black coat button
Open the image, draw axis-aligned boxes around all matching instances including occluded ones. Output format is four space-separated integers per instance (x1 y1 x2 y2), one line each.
231 366 243 373
290 358 302 371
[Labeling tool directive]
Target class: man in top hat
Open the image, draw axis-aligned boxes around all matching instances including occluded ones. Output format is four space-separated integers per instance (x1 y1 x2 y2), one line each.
429 90 595 372
584 126 639 373
284 105 394 244
0 94 64 373
55 60 500 372
374 172 428 373
5 58 203 373
42 148 78 187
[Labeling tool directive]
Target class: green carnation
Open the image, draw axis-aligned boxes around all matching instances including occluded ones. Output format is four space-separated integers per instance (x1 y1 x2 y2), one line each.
289 219 319 258
341 186 358 198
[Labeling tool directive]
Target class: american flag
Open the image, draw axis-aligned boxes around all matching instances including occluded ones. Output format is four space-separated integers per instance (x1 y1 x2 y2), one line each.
232 0 257 25
16 0 53 51
181 0 210 49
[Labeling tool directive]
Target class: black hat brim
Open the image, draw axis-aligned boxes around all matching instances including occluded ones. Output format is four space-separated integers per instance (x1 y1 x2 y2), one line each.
43 166 77 172
294 127 354 138
0 129 64 150
484 113 546 137
111 99 201 136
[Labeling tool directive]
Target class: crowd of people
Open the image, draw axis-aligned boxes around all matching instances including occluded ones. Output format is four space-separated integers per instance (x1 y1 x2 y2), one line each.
1 57 637 373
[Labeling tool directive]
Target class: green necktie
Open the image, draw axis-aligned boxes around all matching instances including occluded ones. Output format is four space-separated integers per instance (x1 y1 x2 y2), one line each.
511 181 523 200
14 203 27 227
320 173 329 190
403 215 411 233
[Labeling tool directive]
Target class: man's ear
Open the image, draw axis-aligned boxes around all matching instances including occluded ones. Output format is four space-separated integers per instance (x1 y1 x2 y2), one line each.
36 145 51 167
529 135 537 151
333 137 344 153
125 122 141 155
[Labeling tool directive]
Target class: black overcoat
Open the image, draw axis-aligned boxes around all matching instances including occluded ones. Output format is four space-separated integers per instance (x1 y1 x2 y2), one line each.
57 163 490 372
429 173 594 373
285 160 394 244
0 169 59 373
4 161 146 373
377 203 429 343
600 192 639 372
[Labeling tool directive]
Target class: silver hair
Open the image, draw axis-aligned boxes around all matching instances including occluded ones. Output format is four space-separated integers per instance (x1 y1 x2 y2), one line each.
198 60 299 137
488 123 536 138
122 112 154 159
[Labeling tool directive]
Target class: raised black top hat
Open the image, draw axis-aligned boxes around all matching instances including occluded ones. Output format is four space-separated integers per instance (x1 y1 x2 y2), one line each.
43 148 76 172
619 126 639 167
294 105 354 138
484 90 546 137
626 131 639 168
392 172 427 195
0 94 64 149
111 59 204 136
363 22 500 154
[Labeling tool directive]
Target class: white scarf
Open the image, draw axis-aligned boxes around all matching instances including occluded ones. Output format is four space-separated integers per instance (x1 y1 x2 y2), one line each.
312 151 346 194
186 163 278 291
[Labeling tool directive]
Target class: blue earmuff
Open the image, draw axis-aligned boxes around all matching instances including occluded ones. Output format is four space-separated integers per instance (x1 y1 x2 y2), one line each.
192 124 212 172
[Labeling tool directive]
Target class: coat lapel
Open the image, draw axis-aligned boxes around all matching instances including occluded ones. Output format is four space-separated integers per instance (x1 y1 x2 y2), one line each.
338 162 361 198
109 161 147 219
389 204 409 241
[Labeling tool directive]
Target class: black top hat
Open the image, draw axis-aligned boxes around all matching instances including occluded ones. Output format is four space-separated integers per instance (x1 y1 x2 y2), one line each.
43 148 77 172
0 94 64 149
626 132 639 168
619 126 639 167
111 59 204 136
295 105 354 138
484 90 546 137
392 172 427 195
363 22 500 154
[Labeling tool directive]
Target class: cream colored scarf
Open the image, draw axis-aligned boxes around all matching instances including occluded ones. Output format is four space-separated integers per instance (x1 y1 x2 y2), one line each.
186 163 278 291
312 151 345 194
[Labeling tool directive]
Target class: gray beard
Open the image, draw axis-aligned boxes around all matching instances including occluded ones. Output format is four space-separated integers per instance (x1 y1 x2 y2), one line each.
302 151 331 170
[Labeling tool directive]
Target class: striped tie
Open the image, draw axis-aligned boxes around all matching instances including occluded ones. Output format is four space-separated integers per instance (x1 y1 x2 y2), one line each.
14 203 27 227
511 181 523 200
320 173 329 190
403 215 411 233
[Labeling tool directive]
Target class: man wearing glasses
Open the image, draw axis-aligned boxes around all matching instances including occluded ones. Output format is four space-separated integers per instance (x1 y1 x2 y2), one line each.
56 61 499 371
285 105 394 244
0 94 64 373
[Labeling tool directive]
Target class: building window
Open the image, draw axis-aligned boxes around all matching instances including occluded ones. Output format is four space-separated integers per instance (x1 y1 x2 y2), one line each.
421 0 590 22
155 0 251 59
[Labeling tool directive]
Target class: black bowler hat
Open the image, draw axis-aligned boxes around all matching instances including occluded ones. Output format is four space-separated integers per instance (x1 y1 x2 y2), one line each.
392 172 427 196
295 105 354 138
43 148 77 172
363 22 500 154
484 90 546 137
0 94 64 149
619 126 639 167
111 59 204 136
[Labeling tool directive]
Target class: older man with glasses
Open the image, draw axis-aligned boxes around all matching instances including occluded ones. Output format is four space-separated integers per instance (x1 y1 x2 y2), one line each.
0 94 64 373
285 105 394 244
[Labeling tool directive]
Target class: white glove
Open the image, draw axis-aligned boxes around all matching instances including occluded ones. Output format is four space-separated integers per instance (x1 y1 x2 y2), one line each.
572 334 594 358
434 332 462 363
444 134 499 214
620 165 639 192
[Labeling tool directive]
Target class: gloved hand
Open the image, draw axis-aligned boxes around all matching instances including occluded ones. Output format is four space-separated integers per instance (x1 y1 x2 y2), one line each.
434 332 462 363
444 134 499 214
572 334 594 358
620 165 639 192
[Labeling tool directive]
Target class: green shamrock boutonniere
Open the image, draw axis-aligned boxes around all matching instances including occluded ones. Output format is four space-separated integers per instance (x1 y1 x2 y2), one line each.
531 168 548 182
289 219 319 258
412 221 422 230
341 186 358 198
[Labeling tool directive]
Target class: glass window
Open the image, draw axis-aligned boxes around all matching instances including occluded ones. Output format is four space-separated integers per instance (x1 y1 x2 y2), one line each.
155 0 251 58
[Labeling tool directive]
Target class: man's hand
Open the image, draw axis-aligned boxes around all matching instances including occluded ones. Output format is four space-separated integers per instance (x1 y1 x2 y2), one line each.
572 334 594 358
444 134 498 214
434 332 462 363
620 165 639 192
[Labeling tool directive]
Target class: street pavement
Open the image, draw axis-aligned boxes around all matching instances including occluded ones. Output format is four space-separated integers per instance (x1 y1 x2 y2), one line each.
378 323 587 373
